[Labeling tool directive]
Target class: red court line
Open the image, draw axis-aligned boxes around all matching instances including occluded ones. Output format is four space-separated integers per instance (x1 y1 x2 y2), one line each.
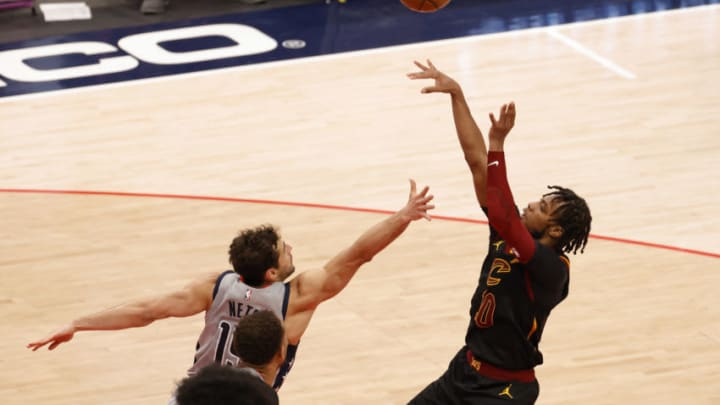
2 188 718 259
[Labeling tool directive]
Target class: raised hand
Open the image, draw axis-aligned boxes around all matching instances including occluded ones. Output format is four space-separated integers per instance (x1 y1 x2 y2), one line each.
27 324 76 351
488 102 516 143
407 60 461 95
401 179 435 222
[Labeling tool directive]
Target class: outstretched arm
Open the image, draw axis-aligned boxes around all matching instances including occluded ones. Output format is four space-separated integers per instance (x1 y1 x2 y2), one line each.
408 59 489 206
287 180 434 316
27 272 218 351
485 103 536 262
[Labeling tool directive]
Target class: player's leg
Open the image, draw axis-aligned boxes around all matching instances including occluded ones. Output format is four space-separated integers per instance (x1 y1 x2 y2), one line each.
408 368 458 405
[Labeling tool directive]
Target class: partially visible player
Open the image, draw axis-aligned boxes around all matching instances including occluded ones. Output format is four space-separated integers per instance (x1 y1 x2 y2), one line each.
407 60 591 404
175 364 278 405
28 179 434 392
169 310 286 405
230 309 287 387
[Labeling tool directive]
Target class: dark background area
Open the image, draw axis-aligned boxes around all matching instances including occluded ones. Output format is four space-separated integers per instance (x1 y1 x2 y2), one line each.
0 0 317 43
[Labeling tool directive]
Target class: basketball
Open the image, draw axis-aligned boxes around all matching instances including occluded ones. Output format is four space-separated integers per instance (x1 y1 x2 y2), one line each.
400 0 451 13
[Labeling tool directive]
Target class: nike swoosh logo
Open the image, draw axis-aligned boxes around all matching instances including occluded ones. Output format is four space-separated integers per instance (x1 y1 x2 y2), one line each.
488 161 500 167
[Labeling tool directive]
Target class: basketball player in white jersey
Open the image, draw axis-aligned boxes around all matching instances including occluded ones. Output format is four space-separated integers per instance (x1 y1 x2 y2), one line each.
28 179 434 390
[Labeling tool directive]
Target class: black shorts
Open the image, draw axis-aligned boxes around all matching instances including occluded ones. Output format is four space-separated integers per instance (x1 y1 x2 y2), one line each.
408 348 539 405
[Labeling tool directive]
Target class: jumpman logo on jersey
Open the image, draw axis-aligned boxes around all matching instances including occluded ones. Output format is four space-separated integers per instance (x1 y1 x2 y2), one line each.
492 240 504 252
498 384 513 399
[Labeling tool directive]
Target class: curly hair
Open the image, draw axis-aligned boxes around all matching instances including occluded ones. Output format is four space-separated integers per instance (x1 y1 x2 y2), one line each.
231 310 284 366
228 225 280 287
544 185 592 254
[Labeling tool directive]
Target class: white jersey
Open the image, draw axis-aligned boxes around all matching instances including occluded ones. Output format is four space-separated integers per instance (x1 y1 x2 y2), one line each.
188 271 290 376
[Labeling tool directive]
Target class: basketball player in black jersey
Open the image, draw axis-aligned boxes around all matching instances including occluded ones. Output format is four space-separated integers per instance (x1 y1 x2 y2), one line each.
407 60 592 404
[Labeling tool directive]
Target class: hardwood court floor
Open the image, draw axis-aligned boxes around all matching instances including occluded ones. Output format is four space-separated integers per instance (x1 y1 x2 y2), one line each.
1 5 719 405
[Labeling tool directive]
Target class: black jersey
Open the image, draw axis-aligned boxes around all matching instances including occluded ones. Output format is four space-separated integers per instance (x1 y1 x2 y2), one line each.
465 207 570 370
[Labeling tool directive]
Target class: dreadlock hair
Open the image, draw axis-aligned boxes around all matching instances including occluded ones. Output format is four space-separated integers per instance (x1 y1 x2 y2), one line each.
543 185 592 255
231 310 284 366
228 225 280 287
